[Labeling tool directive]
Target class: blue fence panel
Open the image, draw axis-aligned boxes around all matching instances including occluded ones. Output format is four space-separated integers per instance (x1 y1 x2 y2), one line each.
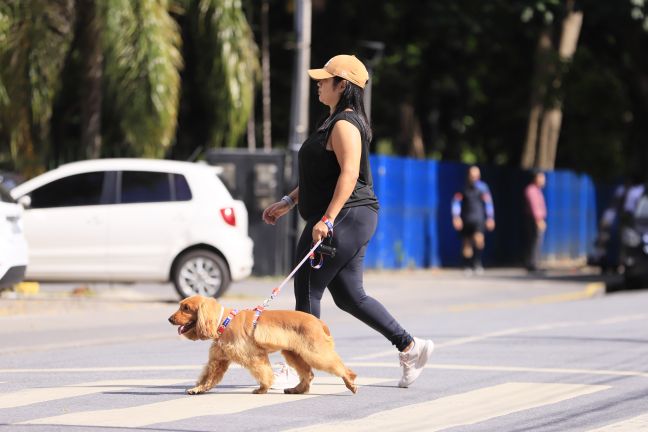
543 171 558 258
426 161 441 267
582 175 598 257
402 159 427 267
437 162 468 266
366 155 601 269
368 155 406 268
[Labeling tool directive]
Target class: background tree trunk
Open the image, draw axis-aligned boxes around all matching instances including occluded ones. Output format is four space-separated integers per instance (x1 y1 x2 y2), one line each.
522 0 582 171
399 102 425 158
261 0 272 151
77 0 103 159
539 0 582 169
521 29 553 170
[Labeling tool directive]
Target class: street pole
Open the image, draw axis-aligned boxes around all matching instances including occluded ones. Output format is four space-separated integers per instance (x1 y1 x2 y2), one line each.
286 0 311 269
288 0 311 162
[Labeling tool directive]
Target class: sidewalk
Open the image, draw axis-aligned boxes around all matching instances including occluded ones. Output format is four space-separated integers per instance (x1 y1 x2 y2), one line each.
0 266 612 318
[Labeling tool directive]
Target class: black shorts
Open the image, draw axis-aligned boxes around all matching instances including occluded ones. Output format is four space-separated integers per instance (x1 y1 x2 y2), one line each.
461 221 485 237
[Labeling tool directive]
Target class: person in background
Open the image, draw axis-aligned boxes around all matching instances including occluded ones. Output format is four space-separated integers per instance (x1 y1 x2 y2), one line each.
451 166 495 275
262 54 434 388
524 170 547 273
588 179 629 273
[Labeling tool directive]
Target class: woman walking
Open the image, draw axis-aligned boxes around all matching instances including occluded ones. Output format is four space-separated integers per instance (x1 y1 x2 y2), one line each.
262 54 433 387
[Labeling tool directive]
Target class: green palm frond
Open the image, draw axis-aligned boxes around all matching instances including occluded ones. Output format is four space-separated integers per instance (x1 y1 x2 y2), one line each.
193 0 260 148
0 0 74 173
102 0 182 157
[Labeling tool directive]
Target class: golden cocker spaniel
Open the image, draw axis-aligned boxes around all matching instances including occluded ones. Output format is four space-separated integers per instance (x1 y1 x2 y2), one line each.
168 295 357 395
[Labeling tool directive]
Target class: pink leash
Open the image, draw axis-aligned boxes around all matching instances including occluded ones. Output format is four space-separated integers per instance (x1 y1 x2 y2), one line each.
252 239 323 326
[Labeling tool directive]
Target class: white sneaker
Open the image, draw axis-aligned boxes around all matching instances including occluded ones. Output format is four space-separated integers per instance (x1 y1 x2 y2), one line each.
398 337 434 388
270 362 300 390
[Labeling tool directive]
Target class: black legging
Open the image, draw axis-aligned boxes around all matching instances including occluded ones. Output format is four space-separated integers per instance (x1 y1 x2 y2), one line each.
294 205 413 352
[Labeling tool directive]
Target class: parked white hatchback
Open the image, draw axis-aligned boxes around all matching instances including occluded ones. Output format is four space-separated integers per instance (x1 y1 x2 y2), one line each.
11 159 254 298
0 184 28 288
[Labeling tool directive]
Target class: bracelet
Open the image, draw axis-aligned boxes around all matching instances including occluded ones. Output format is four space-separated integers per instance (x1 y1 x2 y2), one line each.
321 216 334 233
281 195 295 208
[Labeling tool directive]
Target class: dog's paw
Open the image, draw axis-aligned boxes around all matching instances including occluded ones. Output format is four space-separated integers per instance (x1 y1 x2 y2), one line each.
187 387 205 395
252 387 268 394
284 386 308 395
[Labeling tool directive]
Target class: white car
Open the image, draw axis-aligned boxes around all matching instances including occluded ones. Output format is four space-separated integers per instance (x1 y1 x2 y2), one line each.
11 159 254 298
0 184 28 288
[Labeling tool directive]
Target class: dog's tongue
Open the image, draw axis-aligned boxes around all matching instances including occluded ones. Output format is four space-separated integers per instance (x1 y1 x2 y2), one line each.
178 325 185 335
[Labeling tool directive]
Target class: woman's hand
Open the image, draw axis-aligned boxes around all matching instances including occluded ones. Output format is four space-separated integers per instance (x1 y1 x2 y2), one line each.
262 201 292 225
312 219 332 243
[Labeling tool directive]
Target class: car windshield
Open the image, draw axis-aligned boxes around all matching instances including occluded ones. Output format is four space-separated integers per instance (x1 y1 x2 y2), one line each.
0 184 15 203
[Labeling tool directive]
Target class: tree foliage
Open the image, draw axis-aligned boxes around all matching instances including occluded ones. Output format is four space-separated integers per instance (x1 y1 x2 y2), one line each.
0 0 259 174
0 0 74 175
102 0 182 157
260 0 648 181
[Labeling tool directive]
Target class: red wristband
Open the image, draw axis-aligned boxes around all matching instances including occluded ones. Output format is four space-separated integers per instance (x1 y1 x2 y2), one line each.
321 216 334 233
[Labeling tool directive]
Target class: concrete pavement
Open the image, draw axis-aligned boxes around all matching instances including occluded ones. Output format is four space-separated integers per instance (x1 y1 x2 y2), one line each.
0 266 610 317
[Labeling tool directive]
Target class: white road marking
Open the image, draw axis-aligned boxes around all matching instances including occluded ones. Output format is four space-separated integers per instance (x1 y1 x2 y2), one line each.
352 314 648 361
0 379 187 410
0 332 175 355
285 382 609 432
346 362 648 379
3 361 647 379
19 376 387 427
0 365 205 373
587 413 648 431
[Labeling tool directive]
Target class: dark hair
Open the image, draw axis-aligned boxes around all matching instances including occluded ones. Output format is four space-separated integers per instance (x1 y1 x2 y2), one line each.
318 77 372 143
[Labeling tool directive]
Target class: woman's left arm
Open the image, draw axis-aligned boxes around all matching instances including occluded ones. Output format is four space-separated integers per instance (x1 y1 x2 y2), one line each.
312 120 361 242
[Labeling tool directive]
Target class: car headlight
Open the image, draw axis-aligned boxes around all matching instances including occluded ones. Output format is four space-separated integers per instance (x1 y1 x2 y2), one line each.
622 228 641 247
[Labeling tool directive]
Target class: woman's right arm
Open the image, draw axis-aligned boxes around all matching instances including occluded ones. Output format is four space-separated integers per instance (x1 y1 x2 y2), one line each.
262 187 299 225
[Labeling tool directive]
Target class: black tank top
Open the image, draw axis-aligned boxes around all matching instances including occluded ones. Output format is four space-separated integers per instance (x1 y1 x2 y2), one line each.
461 184 486 224
297 111 379 220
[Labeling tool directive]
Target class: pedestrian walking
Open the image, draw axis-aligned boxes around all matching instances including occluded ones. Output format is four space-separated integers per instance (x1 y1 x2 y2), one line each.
262 54 433 388
451 166 495 275
524 170 547 273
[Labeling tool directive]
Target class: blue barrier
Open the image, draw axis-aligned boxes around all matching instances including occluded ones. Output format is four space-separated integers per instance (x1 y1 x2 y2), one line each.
366 155 600 268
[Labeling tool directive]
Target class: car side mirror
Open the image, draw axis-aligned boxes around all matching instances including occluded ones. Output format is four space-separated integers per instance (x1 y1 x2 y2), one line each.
18 195 31 209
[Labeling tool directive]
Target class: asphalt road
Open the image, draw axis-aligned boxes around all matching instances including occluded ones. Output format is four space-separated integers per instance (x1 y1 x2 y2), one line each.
1 268 647 432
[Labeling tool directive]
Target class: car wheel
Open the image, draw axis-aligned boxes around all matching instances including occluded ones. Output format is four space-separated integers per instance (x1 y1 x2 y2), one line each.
173 250 230 299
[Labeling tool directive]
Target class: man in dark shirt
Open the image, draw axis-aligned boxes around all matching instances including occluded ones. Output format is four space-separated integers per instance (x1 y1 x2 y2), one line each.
452 166 495 274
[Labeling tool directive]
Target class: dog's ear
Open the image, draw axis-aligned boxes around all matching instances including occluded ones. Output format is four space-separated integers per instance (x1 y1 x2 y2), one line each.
196 297 219 339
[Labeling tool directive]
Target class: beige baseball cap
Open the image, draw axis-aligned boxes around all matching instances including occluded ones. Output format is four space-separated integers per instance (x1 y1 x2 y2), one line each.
308 55 369 89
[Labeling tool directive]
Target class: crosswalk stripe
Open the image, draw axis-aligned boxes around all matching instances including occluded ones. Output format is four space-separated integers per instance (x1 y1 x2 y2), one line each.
4 361 648 379
587 413 648 431
0 365 204 373
352 314 648 361
0 379 187 410
284 382 609 432
345 362 648 378
19 377 388 427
